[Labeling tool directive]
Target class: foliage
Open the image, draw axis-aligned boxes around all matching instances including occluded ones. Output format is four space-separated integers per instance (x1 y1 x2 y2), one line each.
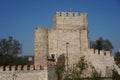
90 37 114 52
76 56 88 75
112 69 120 80
1 55 30 66
70 56 89 78
55 54 65 80
0 36 30 66
90 69 102 80
0 36 22 56
114 51 120 67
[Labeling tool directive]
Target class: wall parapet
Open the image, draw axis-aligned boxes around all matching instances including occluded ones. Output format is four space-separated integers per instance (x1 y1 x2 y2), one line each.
0 62 56 72
89 48 111 56
55 12 87 17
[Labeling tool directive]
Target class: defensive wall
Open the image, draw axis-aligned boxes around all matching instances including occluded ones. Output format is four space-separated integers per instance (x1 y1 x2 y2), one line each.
0 62 57 80
34 11 119 77
34 27 48 65
83 48 118 76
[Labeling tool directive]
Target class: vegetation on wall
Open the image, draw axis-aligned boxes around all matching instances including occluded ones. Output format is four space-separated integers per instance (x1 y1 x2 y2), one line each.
90 69 102 80
55 54 65 80
114 51 120 68
68 56 89 79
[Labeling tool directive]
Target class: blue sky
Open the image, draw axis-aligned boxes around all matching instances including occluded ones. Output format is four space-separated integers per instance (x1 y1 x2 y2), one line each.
0 0 120 55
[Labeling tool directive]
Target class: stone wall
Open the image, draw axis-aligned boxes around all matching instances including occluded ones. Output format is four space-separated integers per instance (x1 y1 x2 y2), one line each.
0 63 57 80
48 11 89 65
83 49 118 76
33 11 119 78
56 29 81 65
53 12 88 29
34 27 48 65
48 28 58 59
34 11 89 65
48 66 57 80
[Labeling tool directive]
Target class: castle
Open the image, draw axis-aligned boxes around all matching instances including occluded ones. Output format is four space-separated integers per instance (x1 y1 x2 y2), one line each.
34 11 118 75
34 12 89 66
0 11 119 80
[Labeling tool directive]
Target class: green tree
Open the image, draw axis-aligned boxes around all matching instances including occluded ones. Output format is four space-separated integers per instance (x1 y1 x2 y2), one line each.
0 36 22 66
76 56 88 75
55 54 65 80
112 69 120 80
90 37 114 53
114 51 120 68
0 36 22 56
103 39 113 51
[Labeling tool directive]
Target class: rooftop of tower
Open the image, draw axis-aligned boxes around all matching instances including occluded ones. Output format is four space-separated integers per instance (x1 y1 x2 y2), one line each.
55 11 87 17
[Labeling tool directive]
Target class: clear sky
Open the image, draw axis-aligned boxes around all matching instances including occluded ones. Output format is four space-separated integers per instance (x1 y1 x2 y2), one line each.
0 0 120 55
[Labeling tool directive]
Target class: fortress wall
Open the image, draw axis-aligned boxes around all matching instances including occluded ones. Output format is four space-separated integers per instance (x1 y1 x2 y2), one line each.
56 29 81 65
48 66 57 80
83 49 116 76
80 13 88 27
0 69 48 80
48 28 58 59
81 30 89 49
33 11 119 78
34 27 48 65
0 63 56 80
0 62 56 72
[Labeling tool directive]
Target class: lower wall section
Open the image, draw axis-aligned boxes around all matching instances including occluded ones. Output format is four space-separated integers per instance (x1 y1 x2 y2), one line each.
48 66 57 80
0 65 57 80
0 70 48 80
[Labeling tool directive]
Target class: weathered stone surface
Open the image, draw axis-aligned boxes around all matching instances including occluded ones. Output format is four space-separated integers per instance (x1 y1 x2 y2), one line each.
34 27 48 65
34 11 118 76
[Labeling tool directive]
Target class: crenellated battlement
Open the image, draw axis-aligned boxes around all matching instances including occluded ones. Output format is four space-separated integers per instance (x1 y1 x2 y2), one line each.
55 12 82 17
0 62 56 72
89 49 111 56
53 11 88 29
35 27 48 32
55 12 87 17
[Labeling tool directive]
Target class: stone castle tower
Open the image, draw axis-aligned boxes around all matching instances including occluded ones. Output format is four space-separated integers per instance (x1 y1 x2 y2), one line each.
34 12 89 66
34 11 118 76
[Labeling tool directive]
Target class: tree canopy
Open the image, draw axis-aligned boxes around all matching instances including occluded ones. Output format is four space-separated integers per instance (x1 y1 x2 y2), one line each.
0 36 30 66
90 37 114 52
0 36 22 56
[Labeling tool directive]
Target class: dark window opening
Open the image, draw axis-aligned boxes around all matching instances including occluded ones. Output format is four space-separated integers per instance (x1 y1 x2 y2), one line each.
66 12 68 16
51 54 55 59
73 13 75 16
104 52 106 56
60 12 62 16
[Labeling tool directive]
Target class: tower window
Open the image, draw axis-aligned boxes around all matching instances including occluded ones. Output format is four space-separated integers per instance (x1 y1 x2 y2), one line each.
73 13 75 16
51 54 55 59
66 12 68 16
60 12 62 16
104 52 106 56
